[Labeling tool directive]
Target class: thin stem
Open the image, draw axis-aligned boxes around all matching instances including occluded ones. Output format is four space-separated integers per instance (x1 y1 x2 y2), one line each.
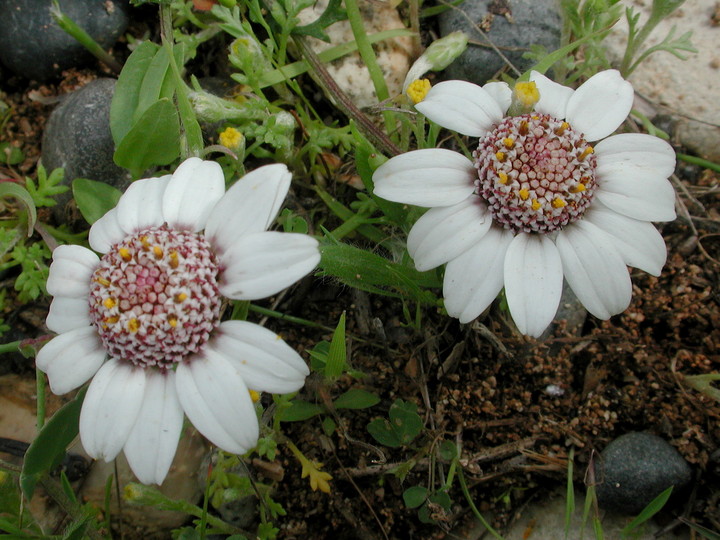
0 341 20 354
457 468 505 540
35 369 46 431
677 153 720 173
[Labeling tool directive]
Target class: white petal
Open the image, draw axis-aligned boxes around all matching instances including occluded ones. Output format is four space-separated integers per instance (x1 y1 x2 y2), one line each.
176 351 259 454
504 233 563 338
415 80 503 137
36 326 106 394
530 70 574 120
443 226 514 323
116 175 171 235
585 206 667 276
220 232 320 300
556 220 632 320
565 70 634 141
595 133 676 179
407 198 491 271
210 320 309 394
482 81 512 113
80 359 147 461
162 157 225 232
595 169 676 222
88 208 125 254
124 370 184 485
46 296 90 333
205 164 292 254
46 245 98 298
373 149 476 207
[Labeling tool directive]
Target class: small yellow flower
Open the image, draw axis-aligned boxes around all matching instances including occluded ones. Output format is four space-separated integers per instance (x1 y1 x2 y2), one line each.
407 78 432 104
514 81 540 108
219 127 244 150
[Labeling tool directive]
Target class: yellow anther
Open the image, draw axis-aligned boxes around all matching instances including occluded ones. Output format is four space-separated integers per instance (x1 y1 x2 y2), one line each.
103 297 117 309
555 121 570 135
219 126 244 150
140 236 151 251
153 246 163 259
531 199 542 211
169 251 179 269
127 318 140 333
519 120 529 135
570 183 586 193
552 197 567 208
249 389 261 403
518 189 530 201
96 277 111 287
118 247 132 262
105 316 119 324
174 292 188 303
531 115 539 120
406 78 432 104
502 137 515 149
495 151 506 162
498 171 509 185
514 81 540 108
579 146 594 160
168 314 178 328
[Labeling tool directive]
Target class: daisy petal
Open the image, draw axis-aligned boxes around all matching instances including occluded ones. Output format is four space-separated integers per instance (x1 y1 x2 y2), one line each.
530 70 574 119
595 133 676 179
210 320 309 394
373 149 476 207
46 245 99 298
46 296 91 333
205 164 292 254
407 198 491 271
220 232 320 300
444 226 514 323
482 81 512 113
556 220 632 320
565 70 633 141
116 175 171 235
36 326 106 394
89 208 126 254
80 359 146 461
585 206 667 276
596 169 676 222
162 157 225 232
415 80 503 137
124 370 184 485
504 233 563 337
176 351 259 454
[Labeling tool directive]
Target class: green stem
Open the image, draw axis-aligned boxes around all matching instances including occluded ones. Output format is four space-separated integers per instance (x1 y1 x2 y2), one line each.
677 153 720 173
0 341 21 354
247 304 326 329
35 368 46 431
457 468 505 540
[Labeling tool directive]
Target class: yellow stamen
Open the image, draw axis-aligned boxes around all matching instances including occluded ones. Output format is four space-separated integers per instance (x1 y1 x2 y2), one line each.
514 81 540 108
219 126 244 151
570 183 586 193
498 171 509 185
531 199 542 211
495 151 506 162
552 197 567 208
249 389 261 403
103 297 117 309
105 316 119 324
96 277 111 287
174 292 188 303
519 120 529 135
502 137 515 149
518 189 529 201
169 251 179 269
406 78 432 104
127 318 140 333
153 246 163 259
555 122 570 136
168 314 178 328
118 247 132 262
579 146 594 160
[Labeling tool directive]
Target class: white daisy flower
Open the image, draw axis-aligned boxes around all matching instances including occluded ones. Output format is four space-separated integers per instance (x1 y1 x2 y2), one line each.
37 158 320 485
373 70 676 337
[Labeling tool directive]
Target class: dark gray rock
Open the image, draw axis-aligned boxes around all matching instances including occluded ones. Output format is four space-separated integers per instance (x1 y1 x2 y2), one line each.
0 0 129 81
595 432 692 515
439 0 562 85
41 78 131 220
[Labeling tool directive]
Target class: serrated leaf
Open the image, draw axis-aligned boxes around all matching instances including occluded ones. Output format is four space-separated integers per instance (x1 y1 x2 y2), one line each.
403 486 428 509
72 178 122 225
333 388 380 410
278 400 324 422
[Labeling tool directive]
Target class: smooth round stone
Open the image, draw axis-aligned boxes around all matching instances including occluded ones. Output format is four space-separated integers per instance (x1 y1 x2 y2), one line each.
595 432 692 514
0 0 129 81
439 0 561 85
42 78 131 220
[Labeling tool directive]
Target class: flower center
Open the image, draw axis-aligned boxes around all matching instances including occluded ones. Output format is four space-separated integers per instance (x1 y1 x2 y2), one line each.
88 225 222 368
473 113 597 234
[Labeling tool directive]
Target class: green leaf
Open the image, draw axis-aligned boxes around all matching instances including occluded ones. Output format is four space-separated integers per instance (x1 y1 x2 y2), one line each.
438 440 457 461
113 98 181 174
0 142 24 165
111 41 162 145
333 388 380 410
403 486 428 509
278 400 324 422
0 181 36 236
72 178 122 225
321 416 336 437
20 387 86 500
367 417 401 447
324 312 346 380
367 399 423 448
292 0 347 42
621 486 673 536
